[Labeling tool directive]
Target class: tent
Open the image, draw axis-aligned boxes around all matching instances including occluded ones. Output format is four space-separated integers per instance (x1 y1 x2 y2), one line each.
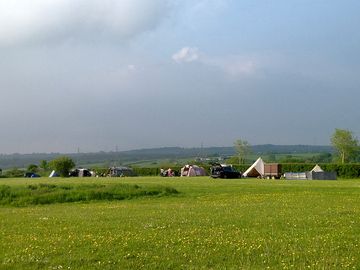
311 164 324 173
285 164 337 180
180 165 207 177
49 170 59 177
307 164 336 180
243 157 265 178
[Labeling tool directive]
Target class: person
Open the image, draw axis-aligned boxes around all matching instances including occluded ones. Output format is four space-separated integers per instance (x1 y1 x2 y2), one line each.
167 168 174 177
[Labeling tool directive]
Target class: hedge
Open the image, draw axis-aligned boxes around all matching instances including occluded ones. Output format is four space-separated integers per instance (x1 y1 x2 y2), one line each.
279 163 360 179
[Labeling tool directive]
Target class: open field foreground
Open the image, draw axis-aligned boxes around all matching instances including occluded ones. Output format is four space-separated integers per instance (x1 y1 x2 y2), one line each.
1 177 360 269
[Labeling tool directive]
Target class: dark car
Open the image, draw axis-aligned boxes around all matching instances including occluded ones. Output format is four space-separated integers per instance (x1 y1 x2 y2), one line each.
24 172 40 178
210 164 241 179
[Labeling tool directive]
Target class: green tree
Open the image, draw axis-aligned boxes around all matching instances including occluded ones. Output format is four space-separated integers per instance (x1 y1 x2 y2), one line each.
331 128 359 164
27 164 38 173
49 156 75 177
234 139 252 164
226 156 240 165
39 160 49 170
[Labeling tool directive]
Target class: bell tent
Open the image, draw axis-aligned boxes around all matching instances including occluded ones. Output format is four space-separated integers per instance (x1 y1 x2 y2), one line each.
311 164 324 173
243 157 265 178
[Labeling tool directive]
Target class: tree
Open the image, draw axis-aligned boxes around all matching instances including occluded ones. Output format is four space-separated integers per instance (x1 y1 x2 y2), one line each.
39 160 49 171
27 164 39 173
331 128 359 164
49 156 75 177
234 139 252 164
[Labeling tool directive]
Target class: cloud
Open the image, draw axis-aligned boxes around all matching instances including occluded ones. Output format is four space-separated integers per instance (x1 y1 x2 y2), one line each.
172 47 200 63
0 0 168 45
173 47 257 76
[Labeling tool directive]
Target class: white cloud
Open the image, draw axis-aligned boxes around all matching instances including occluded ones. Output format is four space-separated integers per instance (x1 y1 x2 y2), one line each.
173 47 257 77
172 47 200 63
0 0 168 45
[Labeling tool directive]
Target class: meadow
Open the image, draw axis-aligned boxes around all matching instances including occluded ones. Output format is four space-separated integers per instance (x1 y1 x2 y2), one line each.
1 177 360 269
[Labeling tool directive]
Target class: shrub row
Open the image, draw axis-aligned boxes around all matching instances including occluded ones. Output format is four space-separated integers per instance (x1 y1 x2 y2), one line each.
315 164 360 179
274 163 360 179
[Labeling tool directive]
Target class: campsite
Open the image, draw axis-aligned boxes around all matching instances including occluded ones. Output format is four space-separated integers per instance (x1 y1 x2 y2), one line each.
2 0 360 268
1 176 360 269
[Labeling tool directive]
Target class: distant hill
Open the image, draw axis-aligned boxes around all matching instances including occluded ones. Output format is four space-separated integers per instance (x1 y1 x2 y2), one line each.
0 145 333 169
251 144 333 154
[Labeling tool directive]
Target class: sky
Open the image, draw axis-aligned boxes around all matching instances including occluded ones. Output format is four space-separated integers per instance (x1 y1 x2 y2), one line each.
1 0 360 154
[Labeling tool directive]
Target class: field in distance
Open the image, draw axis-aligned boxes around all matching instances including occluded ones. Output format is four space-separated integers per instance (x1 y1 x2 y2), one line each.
1 177 360 269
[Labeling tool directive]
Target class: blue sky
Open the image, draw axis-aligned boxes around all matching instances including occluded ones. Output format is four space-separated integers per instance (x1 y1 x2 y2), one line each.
0 0 359 153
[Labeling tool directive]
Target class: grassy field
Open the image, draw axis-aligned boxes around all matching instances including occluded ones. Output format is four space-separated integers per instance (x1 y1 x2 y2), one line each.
1 177 360 269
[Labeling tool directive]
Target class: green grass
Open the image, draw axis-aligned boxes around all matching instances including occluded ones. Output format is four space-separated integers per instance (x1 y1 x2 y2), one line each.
0 183 178 207
1 177 360 269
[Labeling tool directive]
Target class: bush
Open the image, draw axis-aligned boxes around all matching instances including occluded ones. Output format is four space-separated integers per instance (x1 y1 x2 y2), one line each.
132 167 162 176
90 167 109 177
49 156 75 177
321 164 360 179
231 165 252 173
3 168 25 178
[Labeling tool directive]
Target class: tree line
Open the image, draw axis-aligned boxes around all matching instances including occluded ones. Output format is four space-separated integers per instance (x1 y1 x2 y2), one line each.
234 128 359 164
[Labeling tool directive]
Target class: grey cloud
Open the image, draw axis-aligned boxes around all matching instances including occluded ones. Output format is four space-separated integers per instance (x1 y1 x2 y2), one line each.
0 0 169 45
172 47 200 63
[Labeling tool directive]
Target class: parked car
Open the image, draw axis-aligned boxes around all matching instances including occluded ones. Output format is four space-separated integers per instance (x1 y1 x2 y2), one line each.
69 168 93 177
24 172 40 178
210 164 241 179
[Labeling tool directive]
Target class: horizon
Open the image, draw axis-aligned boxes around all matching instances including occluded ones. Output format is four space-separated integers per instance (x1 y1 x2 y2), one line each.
0 143 333 156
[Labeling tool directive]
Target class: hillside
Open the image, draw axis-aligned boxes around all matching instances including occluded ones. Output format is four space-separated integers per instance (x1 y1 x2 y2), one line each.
0 145 333 169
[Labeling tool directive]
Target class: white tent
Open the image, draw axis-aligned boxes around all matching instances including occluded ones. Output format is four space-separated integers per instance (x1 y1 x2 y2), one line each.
49 170 59 177
243 157 265 178
180 165 207 177
311 164 324 173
